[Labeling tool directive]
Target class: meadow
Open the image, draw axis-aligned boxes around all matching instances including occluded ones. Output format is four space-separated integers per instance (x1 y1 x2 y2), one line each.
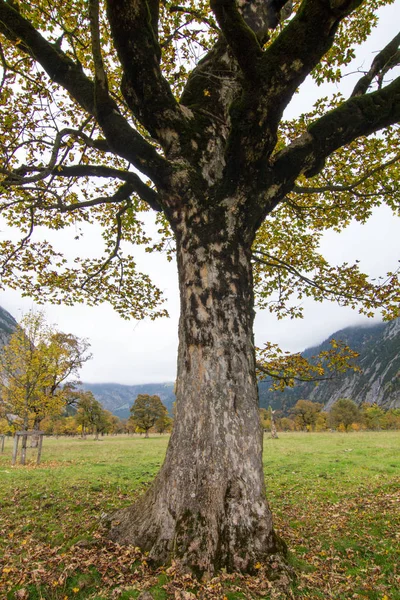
0 431 399 600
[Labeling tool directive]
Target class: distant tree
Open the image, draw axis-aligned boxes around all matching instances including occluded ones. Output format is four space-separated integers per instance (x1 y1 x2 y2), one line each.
0 417 12 435
361 403 386 430
154 411 173 434
292 400 323 431
328 398 360 431
279 417 296 432
384 409 400 431
103 411 122 435
259 408 270 431
130 395 167 438
75 391 106 439
315 411 328 432
0 311 91 434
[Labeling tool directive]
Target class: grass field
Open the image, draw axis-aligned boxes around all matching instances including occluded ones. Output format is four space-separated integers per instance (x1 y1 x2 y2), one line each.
0 432 399 599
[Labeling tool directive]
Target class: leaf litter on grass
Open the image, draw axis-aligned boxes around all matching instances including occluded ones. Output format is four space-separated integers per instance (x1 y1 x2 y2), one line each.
1 433 399 599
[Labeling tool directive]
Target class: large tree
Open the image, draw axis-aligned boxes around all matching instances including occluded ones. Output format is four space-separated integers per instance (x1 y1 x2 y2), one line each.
0 0 399 577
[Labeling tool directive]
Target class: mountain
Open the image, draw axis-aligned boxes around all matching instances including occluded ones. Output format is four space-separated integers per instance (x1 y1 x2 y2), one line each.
84 320 399 417
0 305 17 347
81 381 176 419
258 319 400 412
3 301 397 415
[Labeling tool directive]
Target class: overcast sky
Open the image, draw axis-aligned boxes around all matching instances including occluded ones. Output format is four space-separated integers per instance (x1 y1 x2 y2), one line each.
0 3 399 385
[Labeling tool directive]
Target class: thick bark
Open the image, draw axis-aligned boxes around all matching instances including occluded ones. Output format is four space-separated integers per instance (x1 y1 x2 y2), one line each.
109 204 283 576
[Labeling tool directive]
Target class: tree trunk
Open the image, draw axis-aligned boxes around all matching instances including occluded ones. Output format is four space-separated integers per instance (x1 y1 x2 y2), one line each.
109 212 284 576
30 417 41 448
270 410 279 440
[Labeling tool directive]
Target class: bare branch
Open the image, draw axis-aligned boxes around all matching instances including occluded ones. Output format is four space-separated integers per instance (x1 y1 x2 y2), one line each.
272 76 400 188
293 152 400 194
80 201 130 290
351 31 400 97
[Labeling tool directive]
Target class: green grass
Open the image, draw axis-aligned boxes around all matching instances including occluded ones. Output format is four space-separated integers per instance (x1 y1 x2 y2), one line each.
0 432 399 599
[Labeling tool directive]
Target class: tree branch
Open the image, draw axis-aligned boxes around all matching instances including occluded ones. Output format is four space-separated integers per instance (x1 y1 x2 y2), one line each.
293 152 400 194
209 0 263 80
253 250 366 303
258 0 364 125
89 0 110 100
351 31 400 97
0 1 170 187
169 5 220 34
80 201 129 290
273 76 400 185
0 205 35 277
1 163 161 212
51 181 159 214
256 363 337 383
106 0 189 150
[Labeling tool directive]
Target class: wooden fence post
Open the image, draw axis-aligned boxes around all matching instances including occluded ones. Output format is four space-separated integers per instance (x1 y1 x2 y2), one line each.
37 434 44 465
11 435 19 465
11 431 44 465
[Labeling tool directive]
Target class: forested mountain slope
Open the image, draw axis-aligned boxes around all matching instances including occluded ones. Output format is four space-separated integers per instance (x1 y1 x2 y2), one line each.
2 302 397 414
81 382 176 419
259 319 400 411
0 305 17 347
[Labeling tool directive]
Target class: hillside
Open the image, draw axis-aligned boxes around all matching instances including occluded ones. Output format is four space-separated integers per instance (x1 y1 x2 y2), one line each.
1 302 398 414
259 318 400 412
84 319 399 417
81 381 176 419
0 305 17 346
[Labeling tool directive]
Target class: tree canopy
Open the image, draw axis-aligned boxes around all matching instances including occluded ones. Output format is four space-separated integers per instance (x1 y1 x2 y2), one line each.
75 390 109 438
0 0 398 324
130 394 168 437
328 397 361 430
0 310 91 429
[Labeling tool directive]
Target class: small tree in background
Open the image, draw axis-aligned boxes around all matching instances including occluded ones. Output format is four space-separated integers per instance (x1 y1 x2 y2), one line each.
328 398 360 431
0 311 91 434
259 408 270 431
292 400 323 431
154 411 173 435
130 395 168 438
75 391 106 439
315 411 328 432
361 403 386 430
